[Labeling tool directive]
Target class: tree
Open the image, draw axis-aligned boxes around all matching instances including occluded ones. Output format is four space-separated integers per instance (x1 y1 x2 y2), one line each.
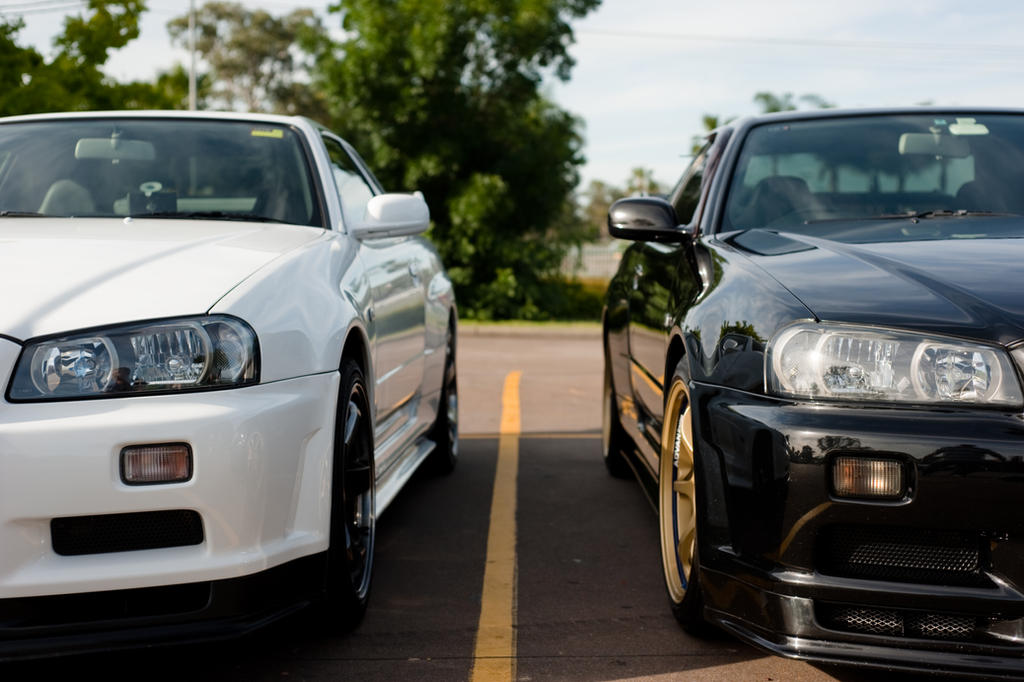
46 0 157 111
0 18 48 115
167 2 329 117
147 64 212 111
314 0 601 319
579 165 668 243
582 179 620 240
626 167 661 196
0 2 177 115
691 92 835 154
691 113 733 154
753 91 834 114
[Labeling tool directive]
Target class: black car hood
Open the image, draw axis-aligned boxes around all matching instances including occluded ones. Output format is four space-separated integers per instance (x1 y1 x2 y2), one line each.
728 224 1024 346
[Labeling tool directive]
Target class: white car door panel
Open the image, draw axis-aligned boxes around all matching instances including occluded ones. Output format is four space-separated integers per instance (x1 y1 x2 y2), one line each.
361 237 426 431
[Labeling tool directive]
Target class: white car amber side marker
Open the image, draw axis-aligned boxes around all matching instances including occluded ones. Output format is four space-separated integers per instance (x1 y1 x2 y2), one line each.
471 370 522 682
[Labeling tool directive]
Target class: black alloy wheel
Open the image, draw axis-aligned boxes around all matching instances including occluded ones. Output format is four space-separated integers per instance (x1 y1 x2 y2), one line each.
428 322 458 474
324 359 376 630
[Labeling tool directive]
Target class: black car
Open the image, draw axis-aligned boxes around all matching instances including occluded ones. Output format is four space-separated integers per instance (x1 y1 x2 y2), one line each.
603 108 1024 677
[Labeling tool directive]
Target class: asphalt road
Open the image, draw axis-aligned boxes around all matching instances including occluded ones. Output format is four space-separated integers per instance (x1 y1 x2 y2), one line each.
3 327 932 681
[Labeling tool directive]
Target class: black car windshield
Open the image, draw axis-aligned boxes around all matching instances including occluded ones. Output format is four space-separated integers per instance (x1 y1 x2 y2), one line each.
0 118 322 227
722 114 1024 242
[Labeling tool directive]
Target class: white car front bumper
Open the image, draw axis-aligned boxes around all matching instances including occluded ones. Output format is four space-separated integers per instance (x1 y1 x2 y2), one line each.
0 337 338 601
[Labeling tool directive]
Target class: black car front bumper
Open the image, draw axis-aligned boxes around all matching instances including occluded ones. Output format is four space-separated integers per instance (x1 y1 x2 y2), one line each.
693 382 1024 676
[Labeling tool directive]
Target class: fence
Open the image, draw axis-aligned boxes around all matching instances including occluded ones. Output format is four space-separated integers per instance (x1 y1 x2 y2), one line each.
561 241 626 281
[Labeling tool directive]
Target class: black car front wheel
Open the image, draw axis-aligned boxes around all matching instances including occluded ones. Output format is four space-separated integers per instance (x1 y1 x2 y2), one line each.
324 359 376 630
659 363 709 635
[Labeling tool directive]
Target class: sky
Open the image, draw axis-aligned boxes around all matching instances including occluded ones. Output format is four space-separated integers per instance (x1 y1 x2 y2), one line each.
10 0 1024 191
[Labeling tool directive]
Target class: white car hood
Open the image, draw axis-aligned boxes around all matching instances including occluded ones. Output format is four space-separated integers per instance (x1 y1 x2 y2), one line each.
0 218 325 340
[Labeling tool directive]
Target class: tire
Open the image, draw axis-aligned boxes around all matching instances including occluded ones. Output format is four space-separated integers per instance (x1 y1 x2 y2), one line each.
427 321 458 474
602 361 632 479
323 359 376 630
659 361 712 636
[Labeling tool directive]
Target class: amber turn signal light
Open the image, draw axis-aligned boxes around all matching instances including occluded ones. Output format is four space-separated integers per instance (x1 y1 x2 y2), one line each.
831 456 904 499
121 443 192 485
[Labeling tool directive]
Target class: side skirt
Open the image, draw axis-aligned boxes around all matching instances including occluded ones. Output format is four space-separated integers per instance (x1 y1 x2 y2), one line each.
375 437 436 516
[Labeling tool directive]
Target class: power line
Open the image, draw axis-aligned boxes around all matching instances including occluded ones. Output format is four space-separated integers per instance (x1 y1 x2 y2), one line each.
148 0 333 10
0 0 85 16
0 0 79 8
576 27 1024 56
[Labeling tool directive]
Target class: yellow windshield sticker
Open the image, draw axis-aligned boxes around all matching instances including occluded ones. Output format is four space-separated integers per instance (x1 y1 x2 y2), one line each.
251 128 284 139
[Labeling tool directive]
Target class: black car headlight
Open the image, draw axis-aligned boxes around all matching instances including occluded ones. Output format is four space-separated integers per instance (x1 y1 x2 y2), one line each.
8 315 258 401
766 322 1022 407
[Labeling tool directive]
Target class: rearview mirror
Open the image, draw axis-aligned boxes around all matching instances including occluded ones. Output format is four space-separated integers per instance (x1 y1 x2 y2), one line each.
75 138 155 161
607 197 693 242
898 133 970 158
349 192 430 239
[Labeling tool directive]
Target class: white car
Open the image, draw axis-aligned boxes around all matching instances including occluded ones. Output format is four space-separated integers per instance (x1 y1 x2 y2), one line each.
0 110 458 658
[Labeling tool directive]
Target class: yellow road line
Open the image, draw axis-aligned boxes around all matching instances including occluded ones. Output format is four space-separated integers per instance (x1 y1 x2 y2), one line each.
470 370 521 682
499 371 521 435
461 431 601 440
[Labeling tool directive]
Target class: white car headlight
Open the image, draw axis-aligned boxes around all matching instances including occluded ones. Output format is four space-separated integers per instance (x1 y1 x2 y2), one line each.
766 322 1022 407
8 316 258 401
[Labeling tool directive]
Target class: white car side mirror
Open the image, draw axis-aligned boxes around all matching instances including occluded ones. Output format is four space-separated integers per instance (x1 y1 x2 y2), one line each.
349 192 429 239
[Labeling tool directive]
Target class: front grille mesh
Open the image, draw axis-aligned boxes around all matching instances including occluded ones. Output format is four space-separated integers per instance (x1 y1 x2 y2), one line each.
818 525 985 586
822 605 977 641
913 612 976 639
828 606 902 636
51 510 204 556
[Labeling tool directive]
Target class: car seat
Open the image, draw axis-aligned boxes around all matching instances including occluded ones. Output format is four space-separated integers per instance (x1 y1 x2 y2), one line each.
38 179 96 216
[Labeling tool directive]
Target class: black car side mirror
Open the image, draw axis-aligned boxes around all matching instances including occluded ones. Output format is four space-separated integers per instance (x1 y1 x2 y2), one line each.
607 197 694 242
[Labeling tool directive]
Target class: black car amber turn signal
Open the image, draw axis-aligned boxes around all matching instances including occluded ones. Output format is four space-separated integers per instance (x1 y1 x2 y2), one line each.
831 456 904 499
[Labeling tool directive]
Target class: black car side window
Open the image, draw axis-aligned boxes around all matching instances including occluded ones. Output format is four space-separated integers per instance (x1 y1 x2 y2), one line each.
322 135 375 224
671 139 713 225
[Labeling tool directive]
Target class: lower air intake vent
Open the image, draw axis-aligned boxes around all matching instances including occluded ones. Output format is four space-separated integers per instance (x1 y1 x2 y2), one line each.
821 604 978 641
51 510 204 556
817 524 985 586
826 606 902 636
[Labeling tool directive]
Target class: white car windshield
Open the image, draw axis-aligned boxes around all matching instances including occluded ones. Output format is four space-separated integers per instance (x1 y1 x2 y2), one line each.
723 113 1024 242
0 118 322 227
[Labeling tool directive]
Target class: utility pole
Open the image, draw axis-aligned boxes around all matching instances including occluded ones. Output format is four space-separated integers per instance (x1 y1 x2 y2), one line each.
188 0 197 110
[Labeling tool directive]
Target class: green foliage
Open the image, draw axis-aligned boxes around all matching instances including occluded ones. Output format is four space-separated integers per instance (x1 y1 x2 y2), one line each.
0 0 604 320
626 167 661 196
579 166 667 243
0 2 178 116
692 92 834 153
753 91 834 114
167 2 329 117
148 65 212 111
316 0 600 319
581 179 619 238
691 113 734 154
0 18 47 115
57 0 146 66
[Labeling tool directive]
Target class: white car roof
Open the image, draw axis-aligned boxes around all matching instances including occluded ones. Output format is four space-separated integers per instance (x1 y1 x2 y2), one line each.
0 110 315 128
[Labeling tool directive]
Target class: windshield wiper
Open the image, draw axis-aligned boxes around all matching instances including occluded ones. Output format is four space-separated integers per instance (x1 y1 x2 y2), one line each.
130 210 286 223
0 210 45 217
874 209 1021 221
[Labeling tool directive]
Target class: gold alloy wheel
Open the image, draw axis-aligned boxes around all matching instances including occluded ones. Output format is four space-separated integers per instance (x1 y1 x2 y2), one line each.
659 376 696 604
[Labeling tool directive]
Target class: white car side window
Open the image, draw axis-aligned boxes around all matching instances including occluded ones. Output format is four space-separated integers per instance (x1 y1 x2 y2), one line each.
323 136 375 224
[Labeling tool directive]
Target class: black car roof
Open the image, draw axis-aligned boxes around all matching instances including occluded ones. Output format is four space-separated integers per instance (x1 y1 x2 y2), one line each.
721 106 1024 136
